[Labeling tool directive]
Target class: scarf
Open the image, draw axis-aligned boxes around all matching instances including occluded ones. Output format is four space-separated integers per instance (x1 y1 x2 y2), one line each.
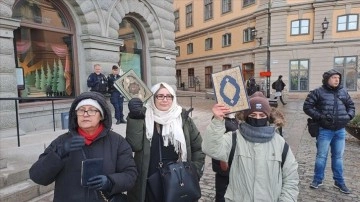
77 123 104 145
239 122 275 143
145 82 187 161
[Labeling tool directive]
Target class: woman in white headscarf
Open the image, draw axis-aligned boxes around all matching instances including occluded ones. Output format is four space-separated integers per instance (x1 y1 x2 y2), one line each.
126 82 205 202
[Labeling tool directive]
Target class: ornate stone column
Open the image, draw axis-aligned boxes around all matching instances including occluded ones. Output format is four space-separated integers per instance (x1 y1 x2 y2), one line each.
0 17 20 168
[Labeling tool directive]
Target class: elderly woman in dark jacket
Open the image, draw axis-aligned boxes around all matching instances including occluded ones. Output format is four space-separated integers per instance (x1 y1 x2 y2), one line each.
126 82 205 202
29 92 137 202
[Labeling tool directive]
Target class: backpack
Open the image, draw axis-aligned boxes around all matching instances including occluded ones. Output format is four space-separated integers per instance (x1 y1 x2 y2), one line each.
272 81 276 90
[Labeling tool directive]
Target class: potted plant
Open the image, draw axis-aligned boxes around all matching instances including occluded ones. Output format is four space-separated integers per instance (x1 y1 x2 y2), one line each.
345 114 360 140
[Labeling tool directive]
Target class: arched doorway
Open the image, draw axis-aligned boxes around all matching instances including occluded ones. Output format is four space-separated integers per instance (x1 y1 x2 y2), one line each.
12 0 76 100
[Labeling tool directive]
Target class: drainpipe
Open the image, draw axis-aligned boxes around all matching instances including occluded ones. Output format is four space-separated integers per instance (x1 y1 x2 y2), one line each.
266 2 271 98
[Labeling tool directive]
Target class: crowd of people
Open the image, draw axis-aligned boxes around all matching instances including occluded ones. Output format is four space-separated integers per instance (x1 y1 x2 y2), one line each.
29 68 355 201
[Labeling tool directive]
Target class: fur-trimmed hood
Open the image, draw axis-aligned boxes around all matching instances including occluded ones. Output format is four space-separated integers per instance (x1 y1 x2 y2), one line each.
68 92 112 132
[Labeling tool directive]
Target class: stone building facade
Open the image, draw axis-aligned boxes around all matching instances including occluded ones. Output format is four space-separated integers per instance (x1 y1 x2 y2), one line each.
174 0 360 99
0 0 176 132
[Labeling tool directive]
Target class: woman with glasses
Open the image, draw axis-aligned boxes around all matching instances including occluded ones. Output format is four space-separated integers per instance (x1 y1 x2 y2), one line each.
29 92 137 201
126 82 205 202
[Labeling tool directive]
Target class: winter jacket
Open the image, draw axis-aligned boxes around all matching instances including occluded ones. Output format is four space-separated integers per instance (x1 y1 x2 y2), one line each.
29 92 137 202
126 108 205 202
87 72 108 94
303 69 355 130
203 119 299 202
274 79 286 92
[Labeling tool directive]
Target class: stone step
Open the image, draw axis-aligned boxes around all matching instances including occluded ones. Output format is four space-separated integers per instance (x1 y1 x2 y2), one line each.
0 162 31 189
0 179 53 202
27 190 53 202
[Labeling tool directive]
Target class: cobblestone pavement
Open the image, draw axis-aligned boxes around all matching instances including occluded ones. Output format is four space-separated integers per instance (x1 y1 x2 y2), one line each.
17 96 360 201
176 96 360 202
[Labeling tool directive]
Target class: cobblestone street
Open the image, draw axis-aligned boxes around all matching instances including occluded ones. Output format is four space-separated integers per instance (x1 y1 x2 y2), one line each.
3 95 359 201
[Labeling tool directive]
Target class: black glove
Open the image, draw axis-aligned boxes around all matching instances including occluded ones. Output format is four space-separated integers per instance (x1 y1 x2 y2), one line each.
87 175 113 191
56 136 85 158
128 98 145 119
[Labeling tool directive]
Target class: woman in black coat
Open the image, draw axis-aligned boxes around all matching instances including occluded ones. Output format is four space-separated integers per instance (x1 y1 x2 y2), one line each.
29 92 137 202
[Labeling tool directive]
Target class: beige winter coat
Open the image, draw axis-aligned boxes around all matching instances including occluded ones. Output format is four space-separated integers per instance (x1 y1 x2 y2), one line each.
202 119 299 202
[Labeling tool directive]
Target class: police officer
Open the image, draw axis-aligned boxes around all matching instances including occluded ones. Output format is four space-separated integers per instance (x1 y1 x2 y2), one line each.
87 64 108 94
108 65 126 124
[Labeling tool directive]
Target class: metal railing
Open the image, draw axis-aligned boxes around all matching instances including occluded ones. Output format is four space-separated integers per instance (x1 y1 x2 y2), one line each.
0 95 195 147
0 97 73 147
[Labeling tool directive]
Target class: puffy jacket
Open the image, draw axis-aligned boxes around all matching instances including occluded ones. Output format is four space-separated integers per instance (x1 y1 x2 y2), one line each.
303 69 355 130
29 92 137 202
203 119 299 202
126 108 205 202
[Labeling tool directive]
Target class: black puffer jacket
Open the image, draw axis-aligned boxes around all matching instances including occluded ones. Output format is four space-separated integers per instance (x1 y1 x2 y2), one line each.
29 92 137 202
303 69 355 130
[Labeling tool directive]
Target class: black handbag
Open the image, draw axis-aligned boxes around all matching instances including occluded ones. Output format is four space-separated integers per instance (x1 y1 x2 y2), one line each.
100 191 127 202
156 138 201 202
307 118 319 137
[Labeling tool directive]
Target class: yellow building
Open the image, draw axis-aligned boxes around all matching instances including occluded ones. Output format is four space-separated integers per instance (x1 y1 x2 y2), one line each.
174 0 360 99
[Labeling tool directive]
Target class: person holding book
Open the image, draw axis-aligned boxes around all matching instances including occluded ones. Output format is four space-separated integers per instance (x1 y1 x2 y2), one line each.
125 82 205 202
29 91 137 201
202 92 299 201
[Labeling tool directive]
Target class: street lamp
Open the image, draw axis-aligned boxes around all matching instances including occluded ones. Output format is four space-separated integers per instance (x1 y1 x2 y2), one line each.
321 17 329 39
251 29 263 46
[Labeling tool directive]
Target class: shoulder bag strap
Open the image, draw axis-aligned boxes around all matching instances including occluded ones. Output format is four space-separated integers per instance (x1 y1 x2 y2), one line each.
281 142 289 169
228 131 237 168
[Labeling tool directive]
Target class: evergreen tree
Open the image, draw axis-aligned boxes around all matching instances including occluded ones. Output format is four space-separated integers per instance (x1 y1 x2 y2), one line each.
57 58 65 94
46 62 52 87
28 72 35 86
52 59 58 93
35 69 40 89
40 65 46 91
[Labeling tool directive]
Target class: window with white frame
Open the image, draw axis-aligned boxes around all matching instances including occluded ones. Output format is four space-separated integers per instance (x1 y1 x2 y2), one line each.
187 43 193 54
175 46 180 57
291 19 310 35
337 14 358 31
222 33 231 47
204 0 213 21
174 10 179 32
289 60 309 91
186 4 193 27
205 38 213 50
222 0 231 14
334 56 358 91
243 0 255 7
188 68 194 88
244 27 255 42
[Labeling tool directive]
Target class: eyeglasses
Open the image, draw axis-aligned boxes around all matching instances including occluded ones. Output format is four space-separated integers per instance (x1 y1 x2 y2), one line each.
76 109 99 116
155 94 173 100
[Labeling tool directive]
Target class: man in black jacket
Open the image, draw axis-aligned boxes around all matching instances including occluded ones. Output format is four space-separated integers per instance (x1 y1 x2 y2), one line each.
303 69 355 194
108 65 126 124
87 64 108 94
273 75 287 105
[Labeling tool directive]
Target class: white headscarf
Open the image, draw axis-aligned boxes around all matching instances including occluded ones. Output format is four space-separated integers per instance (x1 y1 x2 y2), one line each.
145 82 187 161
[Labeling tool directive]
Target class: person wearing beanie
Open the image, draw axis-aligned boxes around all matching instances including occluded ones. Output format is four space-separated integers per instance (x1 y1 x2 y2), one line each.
303 69 355 194
272 75 287 105
203 91 299 201
29 92 138 201
107 65 126 124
